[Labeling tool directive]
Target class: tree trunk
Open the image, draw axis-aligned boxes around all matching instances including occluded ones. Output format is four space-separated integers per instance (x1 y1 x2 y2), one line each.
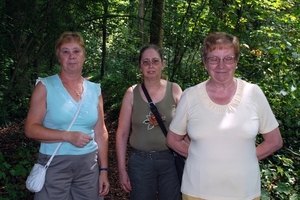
138 0 145 44
150 0 165 47
101 0 108 79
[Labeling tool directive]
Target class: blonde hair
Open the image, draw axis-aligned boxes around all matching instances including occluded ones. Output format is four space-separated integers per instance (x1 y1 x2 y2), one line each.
55 31 86 57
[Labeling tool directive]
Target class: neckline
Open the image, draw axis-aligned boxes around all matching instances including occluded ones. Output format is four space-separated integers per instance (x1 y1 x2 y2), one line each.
138 81 168 105
200 78 244 113
56 74 85 103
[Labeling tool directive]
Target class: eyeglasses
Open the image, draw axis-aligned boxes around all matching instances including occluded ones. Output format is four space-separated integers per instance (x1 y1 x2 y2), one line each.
206 56 236 65
141 59 161 67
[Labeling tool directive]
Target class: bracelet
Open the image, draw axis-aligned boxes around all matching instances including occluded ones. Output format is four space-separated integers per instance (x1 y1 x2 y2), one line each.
100 168 108 171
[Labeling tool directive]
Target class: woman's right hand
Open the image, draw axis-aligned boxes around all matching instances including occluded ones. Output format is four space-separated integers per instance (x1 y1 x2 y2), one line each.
119 170 132 193
68 131 93 148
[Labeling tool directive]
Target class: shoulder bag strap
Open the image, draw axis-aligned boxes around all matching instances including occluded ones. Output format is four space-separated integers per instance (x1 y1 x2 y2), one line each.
141 83 168 137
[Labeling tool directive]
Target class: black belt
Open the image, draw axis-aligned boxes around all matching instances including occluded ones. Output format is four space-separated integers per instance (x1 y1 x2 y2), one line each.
130 148 172 159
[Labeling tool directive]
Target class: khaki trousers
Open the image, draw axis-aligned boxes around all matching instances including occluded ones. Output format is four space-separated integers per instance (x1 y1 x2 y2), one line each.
182 193 260 200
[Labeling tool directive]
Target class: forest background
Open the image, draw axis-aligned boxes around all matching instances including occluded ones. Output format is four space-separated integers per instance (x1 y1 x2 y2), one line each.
0 0 299 199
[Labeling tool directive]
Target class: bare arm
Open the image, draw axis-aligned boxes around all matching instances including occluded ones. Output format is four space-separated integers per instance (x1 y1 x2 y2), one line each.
166 130 189 158
256 127 282 160
94 95 110 196
172 82 183 104
166 83 189 156
116 86 135 193
24 82 92 147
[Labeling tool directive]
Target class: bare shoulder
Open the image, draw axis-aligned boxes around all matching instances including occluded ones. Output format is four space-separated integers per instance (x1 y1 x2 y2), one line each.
171 82 182 92
35 81 46 91
171 82 182 104
124 84 138 96
31 81 46 100
122 84 138 105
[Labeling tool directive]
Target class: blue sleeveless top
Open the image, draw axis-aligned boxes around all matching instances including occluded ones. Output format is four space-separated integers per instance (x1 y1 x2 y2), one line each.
37 74 100 155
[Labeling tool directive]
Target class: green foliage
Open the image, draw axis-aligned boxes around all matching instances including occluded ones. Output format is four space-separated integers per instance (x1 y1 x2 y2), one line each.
0 0 299 198
98 48 141 122
260 153 300 199
0 128 39 199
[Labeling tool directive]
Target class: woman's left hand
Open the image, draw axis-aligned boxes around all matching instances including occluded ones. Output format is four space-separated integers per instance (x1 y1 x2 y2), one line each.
98 171 110 196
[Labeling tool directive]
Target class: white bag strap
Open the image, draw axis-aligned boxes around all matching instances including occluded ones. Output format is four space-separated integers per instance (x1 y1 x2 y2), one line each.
44 80 86 169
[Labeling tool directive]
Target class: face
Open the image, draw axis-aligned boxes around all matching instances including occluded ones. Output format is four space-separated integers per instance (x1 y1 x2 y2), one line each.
204 47 237 84
58 41 86 73
140 48 165 78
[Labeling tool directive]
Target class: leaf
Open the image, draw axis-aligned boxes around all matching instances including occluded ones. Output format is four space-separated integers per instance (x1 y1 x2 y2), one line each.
276 182 291 195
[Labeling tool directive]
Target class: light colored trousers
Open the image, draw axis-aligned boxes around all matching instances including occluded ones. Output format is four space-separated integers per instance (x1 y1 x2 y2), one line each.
183 193 260 200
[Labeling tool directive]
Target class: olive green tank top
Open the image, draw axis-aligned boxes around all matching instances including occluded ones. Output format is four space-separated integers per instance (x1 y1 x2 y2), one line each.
129 81 176 152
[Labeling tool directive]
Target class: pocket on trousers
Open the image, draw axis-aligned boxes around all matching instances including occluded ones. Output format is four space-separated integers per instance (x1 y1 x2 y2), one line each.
37 153 51 165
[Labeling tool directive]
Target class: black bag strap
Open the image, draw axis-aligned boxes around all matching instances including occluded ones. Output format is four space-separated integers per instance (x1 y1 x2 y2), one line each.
141 83 168 137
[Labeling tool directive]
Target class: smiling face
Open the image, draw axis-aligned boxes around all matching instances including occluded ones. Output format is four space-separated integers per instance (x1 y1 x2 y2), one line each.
202 32 240 85
204 46 237 84
57 41 86 74
139 48 165 78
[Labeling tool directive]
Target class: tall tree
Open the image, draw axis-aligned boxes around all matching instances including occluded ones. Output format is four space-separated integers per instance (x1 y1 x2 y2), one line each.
138 0 145 44
101 0 109 79
150 0 165 46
